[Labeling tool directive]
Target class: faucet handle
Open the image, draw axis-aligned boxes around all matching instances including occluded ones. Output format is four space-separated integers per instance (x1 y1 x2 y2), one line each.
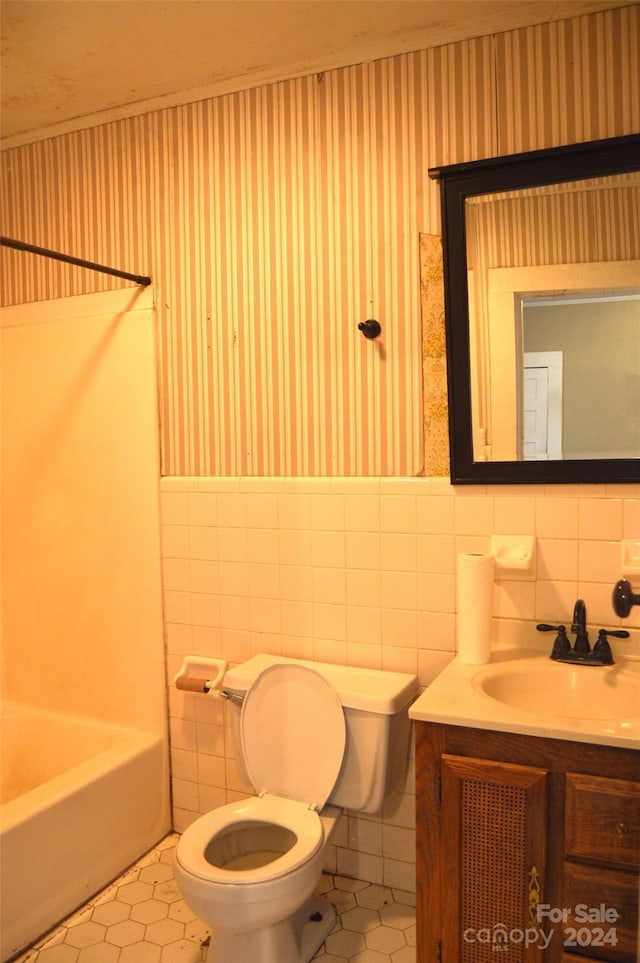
537 623 570 658
592 628 630 666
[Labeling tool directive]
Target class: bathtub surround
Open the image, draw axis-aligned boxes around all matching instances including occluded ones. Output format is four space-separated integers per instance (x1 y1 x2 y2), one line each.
1 289 167 731
162 475 640 889
0 290 170 960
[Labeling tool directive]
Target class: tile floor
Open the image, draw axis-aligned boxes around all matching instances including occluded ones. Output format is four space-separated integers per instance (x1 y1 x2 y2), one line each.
13 835 416 963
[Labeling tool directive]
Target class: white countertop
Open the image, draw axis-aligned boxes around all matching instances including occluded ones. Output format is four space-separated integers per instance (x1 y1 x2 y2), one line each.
409 647 640 750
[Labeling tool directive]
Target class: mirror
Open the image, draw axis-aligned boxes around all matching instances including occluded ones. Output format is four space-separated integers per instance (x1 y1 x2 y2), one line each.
430 134 640 484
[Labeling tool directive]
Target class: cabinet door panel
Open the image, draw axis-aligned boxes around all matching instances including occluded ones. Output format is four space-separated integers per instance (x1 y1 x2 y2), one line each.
441 755 548 963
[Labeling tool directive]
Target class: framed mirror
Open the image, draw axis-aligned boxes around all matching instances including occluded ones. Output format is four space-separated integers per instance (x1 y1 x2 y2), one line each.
430 134 640 484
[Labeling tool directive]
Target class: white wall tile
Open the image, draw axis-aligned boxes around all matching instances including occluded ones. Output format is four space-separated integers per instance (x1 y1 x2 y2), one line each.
312 531 347 568
578 498 624 540
383 857 416 892
161 525 189 558
160 491 189 525
535 579 578 623
188 492 218 527
188 526 218 560
494 496 536 535
578 539 620 582
160 475 637 891
170 748 198 782
622 499 640 537
344 494 381 532
346 609 383 647
455 496 495 536
381 609 418 647
536 497 579 539
349 816 383 856
189 559 219 594
191 594 220 627
380 496 417 534
381 533 417 572
418 573 455 613
536 539 578 582
310 493 346 531
382 825 415 863
381 572 417 610
417 534 455 574
162 558 190 592
247 529 280 563
417 495 455 535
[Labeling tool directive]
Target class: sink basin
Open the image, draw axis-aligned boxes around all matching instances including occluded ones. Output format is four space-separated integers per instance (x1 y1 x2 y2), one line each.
473 656 640 720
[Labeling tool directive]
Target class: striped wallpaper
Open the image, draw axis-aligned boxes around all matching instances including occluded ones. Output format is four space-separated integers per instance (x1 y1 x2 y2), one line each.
1 5 638 476
467 179 640 270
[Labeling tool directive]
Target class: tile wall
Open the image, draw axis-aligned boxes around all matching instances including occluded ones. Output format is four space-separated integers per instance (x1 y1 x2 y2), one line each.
160 476 640 890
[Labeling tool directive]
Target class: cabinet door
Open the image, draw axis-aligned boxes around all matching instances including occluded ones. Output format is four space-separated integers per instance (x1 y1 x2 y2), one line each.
441 754 548 963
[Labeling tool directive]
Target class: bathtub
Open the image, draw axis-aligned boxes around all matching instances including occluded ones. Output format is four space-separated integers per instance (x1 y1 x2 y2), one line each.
0 702 170 962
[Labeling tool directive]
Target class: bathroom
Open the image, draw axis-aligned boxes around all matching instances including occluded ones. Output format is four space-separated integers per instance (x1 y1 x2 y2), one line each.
1 1 639 961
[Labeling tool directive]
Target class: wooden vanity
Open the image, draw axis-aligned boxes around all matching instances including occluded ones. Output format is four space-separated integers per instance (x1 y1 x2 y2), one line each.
415 723 640 963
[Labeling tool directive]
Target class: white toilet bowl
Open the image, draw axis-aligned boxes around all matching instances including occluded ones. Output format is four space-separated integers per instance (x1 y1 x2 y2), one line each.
174 795 341 963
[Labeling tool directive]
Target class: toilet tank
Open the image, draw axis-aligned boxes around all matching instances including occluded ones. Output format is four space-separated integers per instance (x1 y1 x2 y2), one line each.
223 654 419 814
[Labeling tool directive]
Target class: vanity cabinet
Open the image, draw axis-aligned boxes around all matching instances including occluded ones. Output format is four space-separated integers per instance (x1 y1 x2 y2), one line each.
416 724 639 963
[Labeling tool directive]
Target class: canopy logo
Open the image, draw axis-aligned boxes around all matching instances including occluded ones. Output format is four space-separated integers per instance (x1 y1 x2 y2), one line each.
462 905 619 953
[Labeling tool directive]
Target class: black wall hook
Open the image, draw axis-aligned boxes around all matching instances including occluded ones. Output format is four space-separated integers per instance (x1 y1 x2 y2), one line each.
612 578 640 617
358 319 381 339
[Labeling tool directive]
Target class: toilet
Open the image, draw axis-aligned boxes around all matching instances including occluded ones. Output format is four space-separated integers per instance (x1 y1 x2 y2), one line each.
174 653 418 963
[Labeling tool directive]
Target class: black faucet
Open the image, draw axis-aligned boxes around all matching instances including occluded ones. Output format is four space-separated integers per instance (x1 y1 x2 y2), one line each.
571 599 590 653
537 598 629 665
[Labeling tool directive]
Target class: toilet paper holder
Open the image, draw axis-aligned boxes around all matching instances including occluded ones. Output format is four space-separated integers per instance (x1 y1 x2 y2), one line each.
173 655 228 694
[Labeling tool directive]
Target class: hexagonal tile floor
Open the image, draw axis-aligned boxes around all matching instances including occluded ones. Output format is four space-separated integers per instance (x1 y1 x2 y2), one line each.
13 834 416 963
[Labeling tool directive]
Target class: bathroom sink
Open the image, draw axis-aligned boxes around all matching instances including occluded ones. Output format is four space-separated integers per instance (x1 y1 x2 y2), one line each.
409 646 639 748
473 656 640 720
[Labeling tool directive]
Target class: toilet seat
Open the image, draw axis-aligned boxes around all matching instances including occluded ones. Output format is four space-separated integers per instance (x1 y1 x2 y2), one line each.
175 794 324 884
241 663 346 809
177 664 347 889
176 664 347 890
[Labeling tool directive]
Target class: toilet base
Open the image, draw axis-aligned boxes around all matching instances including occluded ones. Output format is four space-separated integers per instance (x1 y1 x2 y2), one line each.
206 893 336 963
292 893 337 962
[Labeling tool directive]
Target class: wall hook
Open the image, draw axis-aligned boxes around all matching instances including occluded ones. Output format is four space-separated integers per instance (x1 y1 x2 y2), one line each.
358 319 381 339
612 578 640 617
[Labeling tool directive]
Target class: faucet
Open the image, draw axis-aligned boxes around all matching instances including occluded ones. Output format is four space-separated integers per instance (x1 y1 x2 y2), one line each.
571 599 590 653
536 598 629 665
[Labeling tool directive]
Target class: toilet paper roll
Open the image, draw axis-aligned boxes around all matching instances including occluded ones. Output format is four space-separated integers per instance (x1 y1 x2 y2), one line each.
456 553 495 664
176 676 211 693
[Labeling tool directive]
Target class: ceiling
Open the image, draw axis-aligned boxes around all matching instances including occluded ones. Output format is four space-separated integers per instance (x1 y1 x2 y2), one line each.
1 0 633 146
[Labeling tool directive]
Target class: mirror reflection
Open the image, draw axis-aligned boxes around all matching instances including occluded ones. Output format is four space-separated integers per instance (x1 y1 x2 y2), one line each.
465 173 640 464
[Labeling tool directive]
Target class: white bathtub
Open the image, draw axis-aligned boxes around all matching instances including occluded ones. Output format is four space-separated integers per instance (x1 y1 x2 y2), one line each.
0 702 170 961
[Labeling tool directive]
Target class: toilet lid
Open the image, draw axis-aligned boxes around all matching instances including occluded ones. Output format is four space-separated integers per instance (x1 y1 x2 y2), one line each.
241 664 346 809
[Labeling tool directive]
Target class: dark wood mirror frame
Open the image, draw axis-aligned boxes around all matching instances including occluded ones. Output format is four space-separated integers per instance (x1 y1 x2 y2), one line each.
429 133 640 485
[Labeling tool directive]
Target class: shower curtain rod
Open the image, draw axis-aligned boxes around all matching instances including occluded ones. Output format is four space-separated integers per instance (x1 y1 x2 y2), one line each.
0 236 152 286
